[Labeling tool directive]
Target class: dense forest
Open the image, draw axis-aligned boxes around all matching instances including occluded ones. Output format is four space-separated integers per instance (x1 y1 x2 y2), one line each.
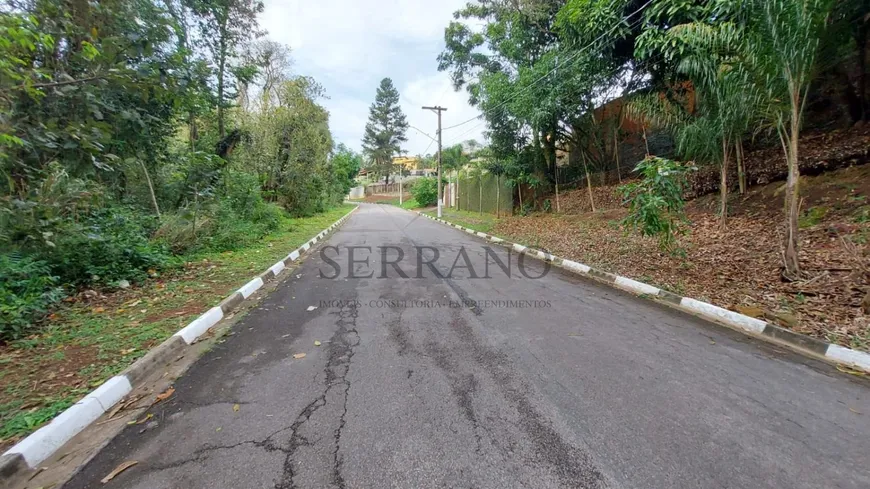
0 0 359 338
437 0 869 279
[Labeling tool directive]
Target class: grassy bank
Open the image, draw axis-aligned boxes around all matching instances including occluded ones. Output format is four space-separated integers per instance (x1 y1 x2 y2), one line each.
429 165 870 353
0 205 354 449
359 194 421 209
424 209 497 234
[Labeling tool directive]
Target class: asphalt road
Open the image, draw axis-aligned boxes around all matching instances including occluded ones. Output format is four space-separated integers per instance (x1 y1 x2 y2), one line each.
66 203 870 489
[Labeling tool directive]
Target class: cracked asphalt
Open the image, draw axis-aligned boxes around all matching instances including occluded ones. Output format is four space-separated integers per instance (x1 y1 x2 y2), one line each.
66 203 870 488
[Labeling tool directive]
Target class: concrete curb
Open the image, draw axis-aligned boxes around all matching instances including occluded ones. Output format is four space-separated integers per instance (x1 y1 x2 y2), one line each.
417 211 870 375
0 205 359 482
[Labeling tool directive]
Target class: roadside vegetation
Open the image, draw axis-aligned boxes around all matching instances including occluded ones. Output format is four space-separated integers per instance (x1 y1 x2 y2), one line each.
437 0 866 276
432 0 869 349
0 0 359 447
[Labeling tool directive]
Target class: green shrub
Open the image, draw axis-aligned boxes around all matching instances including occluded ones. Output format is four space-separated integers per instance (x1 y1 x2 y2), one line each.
206 200 283 252
44 207 168 285
620 156 694 250
0 254 65 340
411 177 438 207
154 171 284 255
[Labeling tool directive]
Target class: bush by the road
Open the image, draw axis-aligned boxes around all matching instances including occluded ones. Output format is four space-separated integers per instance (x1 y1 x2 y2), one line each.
0 254 65 341
411 177 438 207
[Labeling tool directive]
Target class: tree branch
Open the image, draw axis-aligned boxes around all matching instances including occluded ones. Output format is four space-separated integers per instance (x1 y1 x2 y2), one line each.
23 74 108 90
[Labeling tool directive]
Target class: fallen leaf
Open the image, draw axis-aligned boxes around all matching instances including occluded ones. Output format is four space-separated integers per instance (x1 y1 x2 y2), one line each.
154 387 175 404
93 307 106 313
293 353 306 359
849 407 862 415
101 460 138 483
306 306 317 311
216 427 222 432
314 340 322 346
233 403 240 412
128 413 153 425
837 365 867 376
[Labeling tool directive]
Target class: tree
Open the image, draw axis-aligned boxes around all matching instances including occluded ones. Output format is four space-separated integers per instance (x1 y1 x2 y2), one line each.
331 143 362 197
187 0 264 139
634 7 762 228
748 0 836 279
361 78 408 185
440 144 468 172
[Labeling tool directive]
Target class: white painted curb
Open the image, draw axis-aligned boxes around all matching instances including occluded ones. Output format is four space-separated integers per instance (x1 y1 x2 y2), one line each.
681 297 767 334
238 277 264 299
562 259 591 274
175 306 224 344
85 376 133 411
826 345 870 372
417 210 870 375
615 276 661 296
7 397 104 467
270 260 286 276
1 205 360 476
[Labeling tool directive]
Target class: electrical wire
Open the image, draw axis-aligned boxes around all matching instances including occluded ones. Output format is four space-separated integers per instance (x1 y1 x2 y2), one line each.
439 0 652 134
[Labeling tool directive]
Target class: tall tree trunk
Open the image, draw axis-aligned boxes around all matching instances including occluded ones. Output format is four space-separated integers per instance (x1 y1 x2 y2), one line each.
555 164 560 213
496 175 500 218
478 174 483 216
858 17 868 121
581 153 596 212
456 171 461 211
783 103 802 279
188 112 197 150
217 36 226 139
518 184 523 212
736 140 746 194
719 137 730 229
642 127 650 155
140 160 161 219
614 126 621 184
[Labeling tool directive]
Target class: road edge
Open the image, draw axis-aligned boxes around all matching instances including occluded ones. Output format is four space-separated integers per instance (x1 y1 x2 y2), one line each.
0 205 359 485
417 211 870 375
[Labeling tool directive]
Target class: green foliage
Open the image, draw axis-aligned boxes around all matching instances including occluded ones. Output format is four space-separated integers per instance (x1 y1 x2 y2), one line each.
799 206 829 228
361 78 409 183
155 170 282 254
620 156 694 250
0 0 351 340
410 177 439 207
235 76 337 216
0 254 64 340
44 207 168 286
331 144 362 197
441 144 469 171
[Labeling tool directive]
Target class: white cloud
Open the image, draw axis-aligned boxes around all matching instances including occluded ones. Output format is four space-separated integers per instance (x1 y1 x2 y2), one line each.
261 0 485 155
401 75 486 156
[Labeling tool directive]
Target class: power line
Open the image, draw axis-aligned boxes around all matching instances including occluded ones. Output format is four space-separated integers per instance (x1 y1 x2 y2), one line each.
441 49 651 148
439 0 652 134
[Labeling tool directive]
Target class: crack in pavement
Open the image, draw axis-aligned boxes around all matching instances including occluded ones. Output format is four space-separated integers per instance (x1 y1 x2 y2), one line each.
275 301 359 489
147 423 295 472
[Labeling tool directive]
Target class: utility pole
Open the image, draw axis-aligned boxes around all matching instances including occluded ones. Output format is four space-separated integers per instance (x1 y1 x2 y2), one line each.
422 105 447 218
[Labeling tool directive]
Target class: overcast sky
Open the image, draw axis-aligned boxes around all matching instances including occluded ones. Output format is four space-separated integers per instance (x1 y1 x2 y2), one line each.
260 0 485 156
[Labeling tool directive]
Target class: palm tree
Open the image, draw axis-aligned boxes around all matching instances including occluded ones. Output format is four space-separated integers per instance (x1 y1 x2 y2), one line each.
634 18 762 229
745 0 836 279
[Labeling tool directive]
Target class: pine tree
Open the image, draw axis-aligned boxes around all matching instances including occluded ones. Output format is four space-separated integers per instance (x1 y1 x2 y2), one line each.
362 78 409 185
